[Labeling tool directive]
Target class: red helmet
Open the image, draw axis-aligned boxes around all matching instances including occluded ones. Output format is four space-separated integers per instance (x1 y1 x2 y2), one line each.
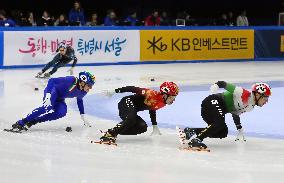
251 82 271 97
160 82 179 96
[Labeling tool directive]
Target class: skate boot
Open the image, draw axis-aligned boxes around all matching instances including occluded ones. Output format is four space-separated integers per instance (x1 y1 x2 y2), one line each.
43 73 51 78
35 71 43 78
25 121 38 128
188 138 207 149
184 127 196 140
100 131 117 144
11 121 28 132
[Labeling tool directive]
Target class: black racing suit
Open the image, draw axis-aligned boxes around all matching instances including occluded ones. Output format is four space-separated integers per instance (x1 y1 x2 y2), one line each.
108 86 162 136
192 81 242 140
42 46 77 75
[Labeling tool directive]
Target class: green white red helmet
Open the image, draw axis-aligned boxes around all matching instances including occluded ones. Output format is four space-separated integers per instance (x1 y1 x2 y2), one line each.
251 82 271 97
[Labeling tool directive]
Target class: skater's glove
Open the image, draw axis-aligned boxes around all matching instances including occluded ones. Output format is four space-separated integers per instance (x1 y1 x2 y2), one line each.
103 90 116 98
67 67 74 75
151 125 162 136
81 114 92 127
43 93 52 109
210 84 219 94
235 128 246 142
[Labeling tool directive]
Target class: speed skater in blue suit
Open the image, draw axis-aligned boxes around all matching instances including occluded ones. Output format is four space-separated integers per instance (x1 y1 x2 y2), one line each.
10 71 96 132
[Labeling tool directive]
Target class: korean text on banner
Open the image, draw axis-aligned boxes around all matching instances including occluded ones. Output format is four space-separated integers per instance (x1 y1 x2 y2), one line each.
4 30 140 66
140 30 254 61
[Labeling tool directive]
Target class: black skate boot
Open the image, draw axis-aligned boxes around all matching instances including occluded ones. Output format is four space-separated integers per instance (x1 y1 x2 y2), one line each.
7 121 28 133
100 131 117 144
35 71 43 78
25 121 38 128
184 127 196 140
43 72 51 78
100 132 116 144
188 138 207 149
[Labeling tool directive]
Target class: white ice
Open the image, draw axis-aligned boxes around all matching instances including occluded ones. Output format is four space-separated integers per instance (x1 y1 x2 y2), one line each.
0 61 284 183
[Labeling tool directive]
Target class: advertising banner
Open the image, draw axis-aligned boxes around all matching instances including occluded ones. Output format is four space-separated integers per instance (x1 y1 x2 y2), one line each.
140 30 254 61
4 30 140 66
255 30 284 58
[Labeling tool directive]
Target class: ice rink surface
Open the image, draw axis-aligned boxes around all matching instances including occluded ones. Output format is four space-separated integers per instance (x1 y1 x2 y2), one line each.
0 61 284 183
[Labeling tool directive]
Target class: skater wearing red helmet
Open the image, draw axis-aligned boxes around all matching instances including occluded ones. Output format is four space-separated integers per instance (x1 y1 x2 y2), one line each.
99 82 179 144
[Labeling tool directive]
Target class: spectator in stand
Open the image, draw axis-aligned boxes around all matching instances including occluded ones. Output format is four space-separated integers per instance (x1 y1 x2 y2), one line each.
145 10 160 26
236 10 249 26
10 10 22 25
0 9 16 27
15 11 36 26
160 11 171 26
104 9 119 26
54 14 69 26
217 13 229 26
37 10 53 26
86 12 98 26
27 12 37 26
69 1 85 26
123 11 139 26
227 11 235 26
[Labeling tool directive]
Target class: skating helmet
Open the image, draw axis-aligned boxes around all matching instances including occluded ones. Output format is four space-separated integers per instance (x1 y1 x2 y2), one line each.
251 82 271 97
160 82 179 96
58 42 66 49
79 71 96 86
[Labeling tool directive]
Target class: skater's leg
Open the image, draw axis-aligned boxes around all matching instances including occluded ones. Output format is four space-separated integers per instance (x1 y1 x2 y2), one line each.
208 126 228 139
33 101 67 122
107 97 138 136
18 105 53 126
119 116 148 135
18 101 67 127
188 95 227 148
41 54 61 73
48 61 66 75
196 95 227 141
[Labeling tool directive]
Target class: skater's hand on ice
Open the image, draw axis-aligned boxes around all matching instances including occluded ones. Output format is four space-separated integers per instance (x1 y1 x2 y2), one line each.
43 93 52 109
210 84 219 94
235 128 246 142
81 114 92 127
151 125 162 136
67 68 74 75
103 90 116 98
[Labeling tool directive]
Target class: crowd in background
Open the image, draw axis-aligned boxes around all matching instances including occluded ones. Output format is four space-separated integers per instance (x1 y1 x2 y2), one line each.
0 0 267 27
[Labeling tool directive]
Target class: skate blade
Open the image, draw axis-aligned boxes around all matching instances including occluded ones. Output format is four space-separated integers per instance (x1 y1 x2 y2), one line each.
91 140 117 146
36 77 48 79
176 126 186 145
3 129 22 133
179 146 210 152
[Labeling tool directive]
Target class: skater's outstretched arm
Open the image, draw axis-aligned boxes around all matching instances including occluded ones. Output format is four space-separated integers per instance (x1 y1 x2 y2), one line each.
232 114 242 130
77 98 84 114
214 81 236 93
77 98 91 127
64 47 77 67
71 56 77 67
149 110 162 135
65 49 77 75
115 86 145 94
149 110 157 125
